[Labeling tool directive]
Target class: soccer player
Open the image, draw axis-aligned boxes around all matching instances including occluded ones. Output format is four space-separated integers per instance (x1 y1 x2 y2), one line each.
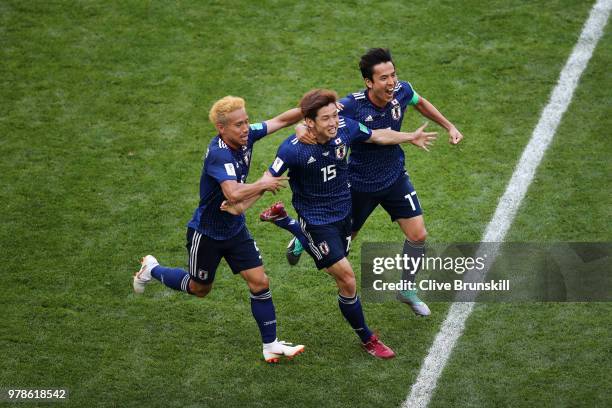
261 48 464 316
133 96 305 363
256 89 435 358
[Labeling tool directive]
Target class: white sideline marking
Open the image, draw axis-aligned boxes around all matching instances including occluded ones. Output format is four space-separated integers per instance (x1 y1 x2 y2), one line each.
403 1 612 407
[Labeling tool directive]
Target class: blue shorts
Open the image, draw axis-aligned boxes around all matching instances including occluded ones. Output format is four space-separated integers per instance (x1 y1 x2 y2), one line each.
186 227 263 284
351 172 422 233
298 215 352 270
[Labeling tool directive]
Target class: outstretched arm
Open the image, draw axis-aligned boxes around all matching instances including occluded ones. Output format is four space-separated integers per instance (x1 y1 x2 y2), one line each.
264 108 304 134
366 123 437 151
414 97 463 145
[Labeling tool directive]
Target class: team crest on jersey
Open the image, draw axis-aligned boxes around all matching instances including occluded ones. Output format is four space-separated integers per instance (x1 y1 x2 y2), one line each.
318 241 330 255
198 269 208 281
243 150 251 166
335 144 346 160
391 99 402 120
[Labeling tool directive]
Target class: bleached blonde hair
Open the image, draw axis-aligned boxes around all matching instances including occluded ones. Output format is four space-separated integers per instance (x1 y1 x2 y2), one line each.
209 96 246 125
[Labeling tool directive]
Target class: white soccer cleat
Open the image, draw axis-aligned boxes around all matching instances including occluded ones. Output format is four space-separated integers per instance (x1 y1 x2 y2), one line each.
409 300 431 317
133 255 159 294
397 290 431 317
263 339 305 363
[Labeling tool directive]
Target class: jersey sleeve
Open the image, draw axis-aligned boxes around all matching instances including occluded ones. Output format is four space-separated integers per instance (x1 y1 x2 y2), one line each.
342 116 372 145
268 139 294 176
205 148 238 183
400 80 420 106
338 94 356 120
248 122 269 144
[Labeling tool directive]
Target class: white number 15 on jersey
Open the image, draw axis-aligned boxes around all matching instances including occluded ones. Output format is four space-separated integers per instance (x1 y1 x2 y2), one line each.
321 164 336 182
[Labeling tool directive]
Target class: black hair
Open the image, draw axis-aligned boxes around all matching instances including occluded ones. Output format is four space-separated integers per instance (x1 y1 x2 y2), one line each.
359 48 394 80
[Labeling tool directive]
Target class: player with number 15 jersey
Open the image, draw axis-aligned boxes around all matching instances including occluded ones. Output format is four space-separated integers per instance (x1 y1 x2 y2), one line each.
267 89 435 358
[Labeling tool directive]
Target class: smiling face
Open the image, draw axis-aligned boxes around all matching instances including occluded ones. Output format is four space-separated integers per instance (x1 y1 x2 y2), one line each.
217 108 250 149
305 102 339 143
299 89 339 144
365 61 397 108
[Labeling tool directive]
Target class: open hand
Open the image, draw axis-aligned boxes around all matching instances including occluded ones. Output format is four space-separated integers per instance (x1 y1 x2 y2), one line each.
411 123 438 151
261 171 289 194
295 123 316 145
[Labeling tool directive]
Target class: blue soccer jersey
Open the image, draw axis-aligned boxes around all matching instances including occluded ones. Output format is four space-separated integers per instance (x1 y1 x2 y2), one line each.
187 122 268 240
268 116 372 225
339 80 420 192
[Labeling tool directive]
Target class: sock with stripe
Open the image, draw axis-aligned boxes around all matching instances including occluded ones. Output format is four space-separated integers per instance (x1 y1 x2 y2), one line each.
273 216 308 249
151 265 192 294
338 293 373 343
250 288 277 344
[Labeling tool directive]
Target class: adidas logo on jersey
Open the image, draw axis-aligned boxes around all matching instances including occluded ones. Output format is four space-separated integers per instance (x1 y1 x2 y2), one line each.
322 151 329 156
307 156 316 164
365 115 373 122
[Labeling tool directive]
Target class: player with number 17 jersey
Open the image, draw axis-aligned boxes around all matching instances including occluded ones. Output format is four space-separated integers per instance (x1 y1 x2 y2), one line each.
340 80 418 193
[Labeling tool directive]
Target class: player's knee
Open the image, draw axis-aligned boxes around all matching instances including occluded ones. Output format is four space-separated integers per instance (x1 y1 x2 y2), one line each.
189 280 212 298
248 273 270 293
407 228 427 243
337 273 356 295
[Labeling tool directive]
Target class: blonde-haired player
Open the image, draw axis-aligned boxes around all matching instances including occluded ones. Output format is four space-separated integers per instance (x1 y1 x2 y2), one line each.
134 96 305 363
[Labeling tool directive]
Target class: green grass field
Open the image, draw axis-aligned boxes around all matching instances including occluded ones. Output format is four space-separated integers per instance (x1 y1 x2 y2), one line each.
1 1 610 407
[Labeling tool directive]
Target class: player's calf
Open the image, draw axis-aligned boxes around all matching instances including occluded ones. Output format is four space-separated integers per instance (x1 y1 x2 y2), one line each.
133 255 208 297
398 238 431 316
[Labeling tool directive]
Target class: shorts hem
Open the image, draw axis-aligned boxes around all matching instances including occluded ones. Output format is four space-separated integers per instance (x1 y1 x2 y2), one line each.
228 259 263 275
390 211 423 222
315 254 345 270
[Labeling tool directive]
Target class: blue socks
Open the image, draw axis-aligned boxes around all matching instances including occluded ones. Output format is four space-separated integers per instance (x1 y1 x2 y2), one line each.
151 268 278 343
250 289 277 344
151 265 192 294
273 216 308 249
402 239 425 284
338 294 372 343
